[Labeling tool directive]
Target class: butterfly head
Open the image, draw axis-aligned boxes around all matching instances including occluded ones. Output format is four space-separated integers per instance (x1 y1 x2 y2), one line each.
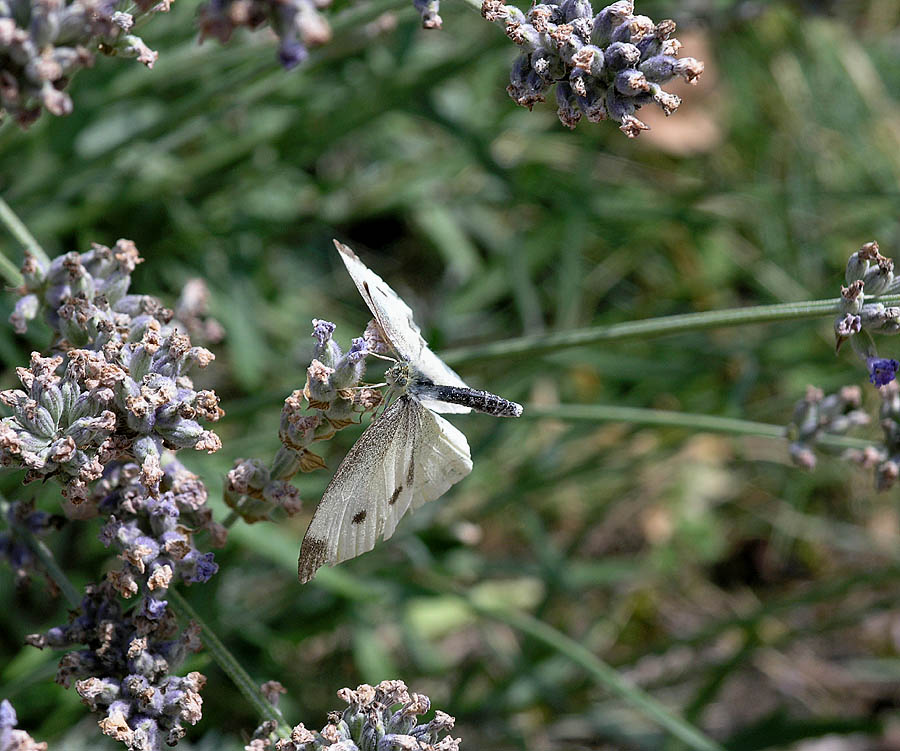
385 361 412 394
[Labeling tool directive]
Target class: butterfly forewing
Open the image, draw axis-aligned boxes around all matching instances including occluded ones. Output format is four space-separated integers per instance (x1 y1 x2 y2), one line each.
334 240 471 414
298 395 473 583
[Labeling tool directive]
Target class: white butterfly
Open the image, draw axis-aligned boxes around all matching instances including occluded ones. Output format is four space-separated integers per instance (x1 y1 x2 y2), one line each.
297 240 523 583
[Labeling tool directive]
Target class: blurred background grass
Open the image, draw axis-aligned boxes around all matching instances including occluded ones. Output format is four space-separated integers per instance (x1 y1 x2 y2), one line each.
3 0 900 748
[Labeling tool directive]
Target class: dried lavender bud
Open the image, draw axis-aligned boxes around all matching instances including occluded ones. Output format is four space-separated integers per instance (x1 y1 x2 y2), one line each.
0 0 166 126
483 0 703 135
834 313 862 351
507 54 550 110
845 241 900 296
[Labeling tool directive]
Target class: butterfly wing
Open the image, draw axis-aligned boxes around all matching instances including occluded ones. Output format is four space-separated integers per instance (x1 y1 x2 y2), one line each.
334 240 471 414
298 395 473 583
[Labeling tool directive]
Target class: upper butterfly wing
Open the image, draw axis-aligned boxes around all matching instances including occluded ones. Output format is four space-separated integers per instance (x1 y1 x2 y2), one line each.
298 395 473 583
334 240 471 414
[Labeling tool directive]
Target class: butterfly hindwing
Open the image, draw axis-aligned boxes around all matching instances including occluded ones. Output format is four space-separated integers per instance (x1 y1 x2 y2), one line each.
384 402 473 540
298 395 473 583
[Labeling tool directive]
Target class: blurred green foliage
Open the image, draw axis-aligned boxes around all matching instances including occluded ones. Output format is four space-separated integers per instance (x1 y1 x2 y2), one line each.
3 0 900 749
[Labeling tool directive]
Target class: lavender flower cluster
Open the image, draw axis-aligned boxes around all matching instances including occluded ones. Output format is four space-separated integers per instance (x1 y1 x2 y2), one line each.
1 241 225 749
1 699 48 751
481 0 703 134
787 385 869 470
3 241 223 509
834 241 900 388
246 680 460 751
26 580 206 750
225 318 381 523
0 0 166 126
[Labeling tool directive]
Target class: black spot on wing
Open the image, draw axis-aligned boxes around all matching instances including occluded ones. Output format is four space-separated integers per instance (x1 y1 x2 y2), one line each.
352 509 367 524
406 457 415 487
389 486 403 505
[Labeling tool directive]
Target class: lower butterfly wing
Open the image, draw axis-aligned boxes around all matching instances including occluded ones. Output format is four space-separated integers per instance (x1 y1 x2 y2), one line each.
298 396 473 583
382 402 473 541
334 240 471 414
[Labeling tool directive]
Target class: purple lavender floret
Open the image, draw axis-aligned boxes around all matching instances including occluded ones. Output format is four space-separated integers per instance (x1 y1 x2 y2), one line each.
311 318 341 367
278 39 309 69
868 358 900 387
182 551 218 583
140 596 169 620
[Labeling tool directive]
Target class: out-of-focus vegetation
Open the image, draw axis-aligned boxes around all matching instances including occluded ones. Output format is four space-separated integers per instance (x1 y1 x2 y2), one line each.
3 0 900 748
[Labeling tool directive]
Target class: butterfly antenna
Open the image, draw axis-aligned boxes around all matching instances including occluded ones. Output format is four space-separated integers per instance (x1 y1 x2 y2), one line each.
366 351 398 363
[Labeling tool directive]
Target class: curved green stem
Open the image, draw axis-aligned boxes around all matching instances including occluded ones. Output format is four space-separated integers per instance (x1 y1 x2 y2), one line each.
0 246 23 288
442 296 900 365
0 195 51 269
486 607 725 751
0 498 82 609
521 404 874 451
167 588 291 737
420 576 724 751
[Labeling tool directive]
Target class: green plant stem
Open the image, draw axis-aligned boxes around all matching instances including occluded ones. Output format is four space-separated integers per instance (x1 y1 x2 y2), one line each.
0 246 23 287
22 534 82 608
462 593 725 751
521 404 875 451
0 498 82 609
0 195 51 269
442 296 900 365
167 588 291 737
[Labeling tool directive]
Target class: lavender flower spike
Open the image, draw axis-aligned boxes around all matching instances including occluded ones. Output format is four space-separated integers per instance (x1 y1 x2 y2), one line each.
255 680 461 751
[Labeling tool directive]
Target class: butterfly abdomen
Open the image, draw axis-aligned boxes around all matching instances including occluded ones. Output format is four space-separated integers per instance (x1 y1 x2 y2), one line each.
415 383 523 417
